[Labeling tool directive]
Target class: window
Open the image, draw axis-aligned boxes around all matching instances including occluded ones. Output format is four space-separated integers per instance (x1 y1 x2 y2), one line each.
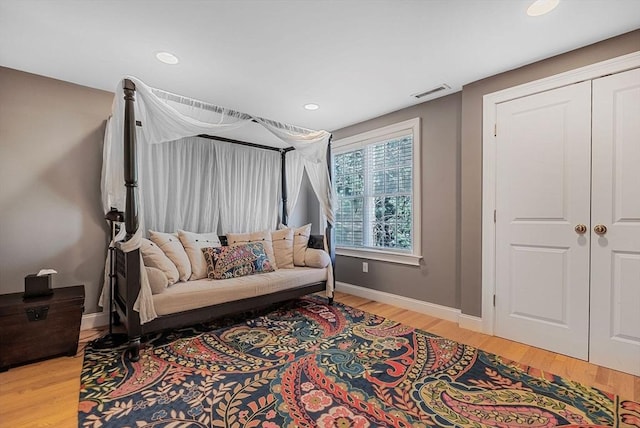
333 118 421 265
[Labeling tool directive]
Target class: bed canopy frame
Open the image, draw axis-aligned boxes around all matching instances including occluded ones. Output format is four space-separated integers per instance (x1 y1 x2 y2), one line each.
103 78 336 360
116 78 335 236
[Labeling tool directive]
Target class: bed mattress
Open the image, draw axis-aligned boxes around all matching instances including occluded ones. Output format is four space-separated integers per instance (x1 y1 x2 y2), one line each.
152 267 327 316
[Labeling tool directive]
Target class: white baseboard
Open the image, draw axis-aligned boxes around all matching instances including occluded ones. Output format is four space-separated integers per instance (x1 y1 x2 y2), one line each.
336 281 461 323
81 311 109 331
458 314 484 333
336 282 486 332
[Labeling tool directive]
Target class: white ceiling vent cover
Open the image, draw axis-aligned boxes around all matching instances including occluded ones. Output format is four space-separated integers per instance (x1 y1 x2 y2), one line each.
412 84 451 99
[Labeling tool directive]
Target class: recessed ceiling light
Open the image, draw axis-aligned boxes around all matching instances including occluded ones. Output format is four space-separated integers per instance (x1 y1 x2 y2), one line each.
527 0 559 16
304 103 320 111
155 51 179 65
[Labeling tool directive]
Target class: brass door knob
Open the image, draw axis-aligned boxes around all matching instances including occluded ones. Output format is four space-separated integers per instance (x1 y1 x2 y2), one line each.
594 224 608 235
575 224 587 234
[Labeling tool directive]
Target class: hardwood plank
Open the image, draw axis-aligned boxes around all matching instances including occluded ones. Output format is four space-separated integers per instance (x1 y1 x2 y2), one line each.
0 345 87 427
0 292 638 428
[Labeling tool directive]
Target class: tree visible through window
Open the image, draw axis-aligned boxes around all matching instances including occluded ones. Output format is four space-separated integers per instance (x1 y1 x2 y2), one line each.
334 135 413 251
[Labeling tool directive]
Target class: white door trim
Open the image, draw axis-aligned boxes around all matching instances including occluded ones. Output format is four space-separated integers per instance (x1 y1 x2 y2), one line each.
481 51 640 335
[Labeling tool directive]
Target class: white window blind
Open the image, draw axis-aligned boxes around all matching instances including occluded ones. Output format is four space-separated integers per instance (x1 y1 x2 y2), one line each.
334 127 418 258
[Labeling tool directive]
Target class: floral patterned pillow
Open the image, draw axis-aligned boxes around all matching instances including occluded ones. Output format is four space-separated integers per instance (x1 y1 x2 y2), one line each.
202 243 275 280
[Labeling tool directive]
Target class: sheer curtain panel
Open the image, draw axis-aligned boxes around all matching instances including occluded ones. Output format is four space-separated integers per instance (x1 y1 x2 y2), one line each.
139 136 219 234
216 143 281 233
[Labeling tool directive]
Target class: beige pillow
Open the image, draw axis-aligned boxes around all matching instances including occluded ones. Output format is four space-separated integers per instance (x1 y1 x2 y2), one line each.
271 228 294 269
145 266 169 295
305 248 331 268
293 223 312 266
140 238 179 284
149 230 192 282
227 230 277 269
178 230 221 280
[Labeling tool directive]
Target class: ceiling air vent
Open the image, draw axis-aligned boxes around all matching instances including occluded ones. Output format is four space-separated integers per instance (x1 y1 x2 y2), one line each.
412 84 451 99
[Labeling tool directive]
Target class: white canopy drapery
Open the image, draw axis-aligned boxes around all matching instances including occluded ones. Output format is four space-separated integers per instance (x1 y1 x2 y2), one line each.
138 136 220 233
215 142 282 233
102 76 334 223
100 77 335 323
137 135 282 235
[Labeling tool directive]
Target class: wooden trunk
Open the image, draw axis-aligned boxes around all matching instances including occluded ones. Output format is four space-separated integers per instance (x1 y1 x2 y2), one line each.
0 285 85 371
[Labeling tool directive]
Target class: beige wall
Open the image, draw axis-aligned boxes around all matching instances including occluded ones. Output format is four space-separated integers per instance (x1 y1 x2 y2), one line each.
332 92 462 309
0 67 113 313
460 30 640 316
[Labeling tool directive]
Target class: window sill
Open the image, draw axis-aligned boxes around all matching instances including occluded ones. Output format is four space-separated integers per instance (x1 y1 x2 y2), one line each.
336 247 423 266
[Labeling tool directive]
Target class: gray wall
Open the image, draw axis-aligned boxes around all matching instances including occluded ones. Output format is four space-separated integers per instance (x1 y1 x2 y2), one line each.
1 30 637 319
331 93 462 309
288 171 322 231
331 29 639 317
460 29 640 316
0 66 113 313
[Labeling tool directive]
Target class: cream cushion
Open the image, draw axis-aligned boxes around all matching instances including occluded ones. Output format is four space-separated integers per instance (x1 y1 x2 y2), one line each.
305 248 331 268
140 238 179 284
145 266 169 295
293 223 312 266
178 230 221 280
153 267 327 316
271 228 294 269
227 230 278 269
149 230 192 282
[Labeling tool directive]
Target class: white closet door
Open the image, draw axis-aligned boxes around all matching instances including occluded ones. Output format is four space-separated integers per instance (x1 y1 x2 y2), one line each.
495 81 592 359
590 68 640 376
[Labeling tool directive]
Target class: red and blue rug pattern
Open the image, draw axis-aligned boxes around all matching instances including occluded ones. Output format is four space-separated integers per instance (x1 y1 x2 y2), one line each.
79 298 640 427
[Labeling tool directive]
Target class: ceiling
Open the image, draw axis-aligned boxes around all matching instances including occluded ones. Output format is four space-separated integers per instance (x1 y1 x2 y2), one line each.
1 0 638 132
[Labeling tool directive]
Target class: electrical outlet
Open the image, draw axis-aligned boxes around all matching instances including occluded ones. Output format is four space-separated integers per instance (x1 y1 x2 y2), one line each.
362 262 368 273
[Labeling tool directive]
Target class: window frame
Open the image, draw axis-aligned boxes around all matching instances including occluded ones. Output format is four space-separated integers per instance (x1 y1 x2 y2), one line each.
332 118 422 266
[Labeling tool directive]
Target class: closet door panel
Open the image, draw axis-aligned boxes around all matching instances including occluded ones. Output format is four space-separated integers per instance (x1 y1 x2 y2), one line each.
590 67 640 376
495 81 591 360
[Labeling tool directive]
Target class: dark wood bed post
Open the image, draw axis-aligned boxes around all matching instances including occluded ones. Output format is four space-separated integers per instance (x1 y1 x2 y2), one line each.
326 137 335 305
122 78 142 361
123 79 139 239
281 150 288 226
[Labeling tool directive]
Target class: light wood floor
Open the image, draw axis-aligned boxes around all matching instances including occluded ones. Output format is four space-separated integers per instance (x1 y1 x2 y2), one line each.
1 291 638 427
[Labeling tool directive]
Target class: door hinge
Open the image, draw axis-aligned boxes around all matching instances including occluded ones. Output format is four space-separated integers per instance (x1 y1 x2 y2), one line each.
493 294 496 307
494 209 496 223
494 123 497 137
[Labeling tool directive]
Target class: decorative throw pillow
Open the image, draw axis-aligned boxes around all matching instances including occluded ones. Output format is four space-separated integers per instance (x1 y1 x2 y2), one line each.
202 243 275 280
227 230 278 269
178 230 222 280
145 266 169 295
140 238 179 284
271 228 294 269
149 230 192 282
304 248 331 268
293 223 312 266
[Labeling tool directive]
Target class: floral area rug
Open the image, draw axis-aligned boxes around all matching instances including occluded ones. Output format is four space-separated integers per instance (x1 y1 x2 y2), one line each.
79 297 640 427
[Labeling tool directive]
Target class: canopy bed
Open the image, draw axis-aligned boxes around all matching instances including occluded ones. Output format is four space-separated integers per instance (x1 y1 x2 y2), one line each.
101 77 335 360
